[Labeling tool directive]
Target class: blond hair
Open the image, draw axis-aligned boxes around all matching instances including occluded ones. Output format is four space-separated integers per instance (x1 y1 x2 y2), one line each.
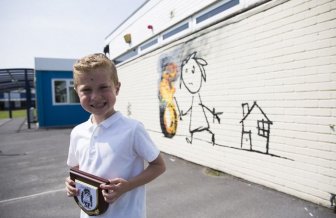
73 53 119 88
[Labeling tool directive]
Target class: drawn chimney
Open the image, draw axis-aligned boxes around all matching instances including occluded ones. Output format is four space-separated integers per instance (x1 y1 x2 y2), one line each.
242 103 249 116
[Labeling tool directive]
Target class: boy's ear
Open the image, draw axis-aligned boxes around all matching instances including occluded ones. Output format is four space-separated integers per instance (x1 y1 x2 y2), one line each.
116 82 121 95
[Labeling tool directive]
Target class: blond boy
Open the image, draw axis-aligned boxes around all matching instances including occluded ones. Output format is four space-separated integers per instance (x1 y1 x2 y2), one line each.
65 53 165 218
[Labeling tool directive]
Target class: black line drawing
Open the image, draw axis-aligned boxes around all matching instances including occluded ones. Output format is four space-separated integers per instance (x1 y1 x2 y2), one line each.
155 51 291 160
176 51 222 145
240 101 273 154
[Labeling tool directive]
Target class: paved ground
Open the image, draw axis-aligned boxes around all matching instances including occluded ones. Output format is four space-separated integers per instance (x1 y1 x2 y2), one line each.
0 118 335 218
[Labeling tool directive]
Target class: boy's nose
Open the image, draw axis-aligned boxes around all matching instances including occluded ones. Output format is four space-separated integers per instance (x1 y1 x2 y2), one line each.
90 90 101 100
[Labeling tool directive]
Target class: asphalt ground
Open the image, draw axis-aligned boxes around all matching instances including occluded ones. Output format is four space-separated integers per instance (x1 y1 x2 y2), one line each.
0 118 335 218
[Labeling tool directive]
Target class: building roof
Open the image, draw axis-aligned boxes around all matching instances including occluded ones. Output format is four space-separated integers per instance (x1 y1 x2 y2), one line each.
35 57 76 71
0 68 35 93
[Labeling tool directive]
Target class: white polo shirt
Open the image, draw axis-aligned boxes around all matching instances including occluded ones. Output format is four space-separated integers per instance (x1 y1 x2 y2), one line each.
67 112 160 218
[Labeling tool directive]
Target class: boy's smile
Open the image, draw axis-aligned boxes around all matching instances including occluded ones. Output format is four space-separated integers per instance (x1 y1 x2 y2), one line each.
90 101 107 109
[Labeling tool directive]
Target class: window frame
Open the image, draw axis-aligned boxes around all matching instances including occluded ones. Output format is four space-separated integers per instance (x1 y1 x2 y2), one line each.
195 0 240 24
114 48 139 65
140 37 159 51
162 21 190 41
52 79 79 105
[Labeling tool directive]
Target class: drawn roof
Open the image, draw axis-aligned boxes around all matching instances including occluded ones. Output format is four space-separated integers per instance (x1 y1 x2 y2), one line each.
240 101 273 123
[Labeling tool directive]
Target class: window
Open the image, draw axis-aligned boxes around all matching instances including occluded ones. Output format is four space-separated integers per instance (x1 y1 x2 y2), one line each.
162 22 189 40
140 38 158 51
114 48 138 64
68 81 79 103
52 79 79 105
196 0 240 24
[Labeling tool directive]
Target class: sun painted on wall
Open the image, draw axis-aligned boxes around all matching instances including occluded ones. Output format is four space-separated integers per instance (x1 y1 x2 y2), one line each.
158 57 179 138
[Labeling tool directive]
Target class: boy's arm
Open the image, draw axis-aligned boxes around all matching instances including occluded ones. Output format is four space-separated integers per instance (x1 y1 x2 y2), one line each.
129 153 166 188
100 153 166 203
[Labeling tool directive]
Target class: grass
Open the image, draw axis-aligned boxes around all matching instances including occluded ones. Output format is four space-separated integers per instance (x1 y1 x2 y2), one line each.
0 109 27 119
203 167 226 177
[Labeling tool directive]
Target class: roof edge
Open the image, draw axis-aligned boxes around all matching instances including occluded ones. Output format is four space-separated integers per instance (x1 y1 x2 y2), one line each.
35 57 76 71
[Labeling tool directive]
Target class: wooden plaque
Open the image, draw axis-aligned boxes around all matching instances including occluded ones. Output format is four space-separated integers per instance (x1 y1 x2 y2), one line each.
70 167 110 216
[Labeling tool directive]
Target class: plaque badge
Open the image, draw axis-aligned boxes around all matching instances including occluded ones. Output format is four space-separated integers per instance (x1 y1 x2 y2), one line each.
70 167 110 216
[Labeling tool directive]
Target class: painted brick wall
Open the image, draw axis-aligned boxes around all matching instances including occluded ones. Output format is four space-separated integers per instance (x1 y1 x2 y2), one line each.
116 0 336 207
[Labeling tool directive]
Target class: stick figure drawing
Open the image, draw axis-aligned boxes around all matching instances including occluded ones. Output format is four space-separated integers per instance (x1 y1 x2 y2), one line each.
175 52 222 145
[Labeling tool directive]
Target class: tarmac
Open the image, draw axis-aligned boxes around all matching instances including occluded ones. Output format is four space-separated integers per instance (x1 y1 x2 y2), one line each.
0 118 335 218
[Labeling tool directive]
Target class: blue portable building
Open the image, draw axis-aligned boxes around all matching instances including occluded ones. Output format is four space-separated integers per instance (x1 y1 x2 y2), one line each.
35 57 89 128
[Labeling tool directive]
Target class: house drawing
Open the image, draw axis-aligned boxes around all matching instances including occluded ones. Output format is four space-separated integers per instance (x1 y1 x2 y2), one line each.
240 101 273 154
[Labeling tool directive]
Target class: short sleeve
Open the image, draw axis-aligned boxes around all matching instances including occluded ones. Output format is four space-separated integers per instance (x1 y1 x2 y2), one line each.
133 122 160 162
67 129 79 167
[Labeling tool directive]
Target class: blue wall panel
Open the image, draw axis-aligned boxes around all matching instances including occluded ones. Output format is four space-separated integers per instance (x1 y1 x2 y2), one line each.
35 70 89 128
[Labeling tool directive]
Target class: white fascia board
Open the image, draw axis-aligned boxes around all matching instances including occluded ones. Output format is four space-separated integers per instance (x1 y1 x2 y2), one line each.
35 57 76 71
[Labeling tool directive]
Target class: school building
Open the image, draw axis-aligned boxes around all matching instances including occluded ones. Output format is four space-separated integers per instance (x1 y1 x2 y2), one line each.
104 0 336 208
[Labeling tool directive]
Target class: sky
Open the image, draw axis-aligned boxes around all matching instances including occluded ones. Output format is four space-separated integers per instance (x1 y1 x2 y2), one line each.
0 0 147 69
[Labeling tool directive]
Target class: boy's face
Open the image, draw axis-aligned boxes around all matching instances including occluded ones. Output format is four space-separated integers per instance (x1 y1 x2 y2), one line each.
75 68 120 124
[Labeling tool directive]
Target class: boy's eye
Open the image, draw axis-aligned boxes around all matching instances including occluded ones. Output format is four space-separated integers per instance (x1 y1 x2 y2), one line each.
81 88 91 93
100 85 111 90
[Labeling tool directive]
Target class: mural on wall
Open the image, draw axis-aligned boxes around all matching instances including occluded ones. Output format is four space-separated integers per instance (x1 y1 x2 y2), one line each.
240 101 273 154
157 50 290 160
176 52 223 145
158 55 180 138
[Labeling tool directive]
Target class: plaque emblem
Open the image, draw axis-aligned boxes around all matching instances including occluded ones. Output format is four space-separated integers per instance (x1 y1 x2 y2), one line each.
70 167 110 216
76 180 98 211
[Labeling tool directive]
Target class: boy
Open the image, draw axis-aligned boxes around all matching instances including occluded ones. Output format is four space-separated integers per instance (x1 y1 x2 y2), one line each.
65 53 166 218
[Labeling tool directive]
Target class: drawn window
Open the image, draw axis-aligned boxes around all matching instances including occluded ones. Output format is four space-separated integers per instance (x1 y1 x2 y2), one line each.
257 119 270 138
196 0 240 24
53 79 79 105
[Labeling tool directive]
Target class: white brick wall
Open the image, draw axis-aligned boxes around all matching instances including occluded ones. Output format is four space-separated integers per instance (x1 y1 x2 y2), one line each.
115 0 336 207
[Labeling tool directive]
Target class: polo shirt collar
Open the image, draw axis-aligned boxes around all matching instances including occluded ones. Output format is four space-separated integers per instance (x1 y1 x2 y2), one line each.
101 111 122 128
88 111 122 129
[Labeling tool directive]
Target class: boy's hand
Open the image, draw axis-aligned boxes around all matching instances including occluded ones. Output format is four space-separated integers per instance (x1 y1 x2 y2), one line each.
65 176 78 197
100 154 165 204
100 178 130 204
